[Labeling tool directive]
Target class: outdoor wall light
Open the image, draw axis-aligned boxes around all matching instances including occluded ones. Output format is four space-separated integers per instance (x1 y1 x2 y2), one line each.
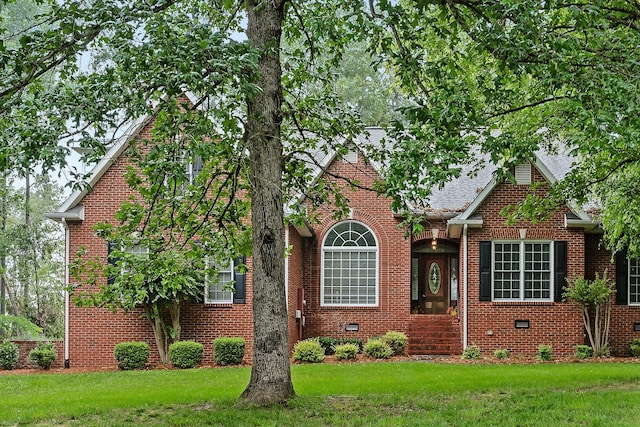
431 228 439 250
634 322 640 332
515 320 530 329
345 323 359 332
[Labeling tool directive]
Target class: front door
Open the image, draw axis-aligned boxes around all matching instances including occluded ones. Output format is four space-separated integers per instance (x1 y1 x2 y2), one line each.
420 254 449 314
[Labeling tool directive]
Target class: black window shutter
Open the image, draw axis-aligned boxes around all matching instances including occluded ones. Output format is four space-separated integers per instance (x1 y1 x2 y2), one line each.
616 249 628 305
554 241 568 302
107 242 119 285
479 241 491 301
233 256 246 304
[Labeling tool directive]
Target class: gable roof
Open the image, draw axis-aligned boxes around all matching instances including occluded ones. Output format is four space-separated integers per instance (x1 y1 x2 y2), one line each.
48 116 594 235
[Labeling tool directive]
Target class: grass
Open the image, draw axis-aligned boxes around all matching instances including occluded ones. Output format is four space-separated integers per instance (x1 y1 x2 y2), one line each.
1 361 640 426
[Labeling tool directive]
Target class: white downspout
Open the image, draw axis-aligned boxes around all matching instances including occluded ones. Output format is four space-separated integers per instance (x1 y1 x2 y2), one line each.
284 226 289 310
62 218 70 368
463 224 468 350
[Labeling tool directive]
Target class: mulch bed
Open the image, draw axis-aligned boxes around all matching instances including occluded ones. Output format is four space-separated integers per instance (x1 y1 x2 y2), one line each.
2 354 638 375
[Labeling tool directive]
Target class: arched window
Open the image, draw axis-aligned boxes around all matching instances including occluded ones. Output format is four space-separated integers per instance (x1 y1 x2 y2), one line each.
321 221 378 306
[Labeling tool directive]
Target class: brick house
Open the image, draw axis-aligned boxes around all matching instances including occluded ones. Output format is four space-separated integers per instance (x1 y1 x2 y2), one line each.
47 118 640 368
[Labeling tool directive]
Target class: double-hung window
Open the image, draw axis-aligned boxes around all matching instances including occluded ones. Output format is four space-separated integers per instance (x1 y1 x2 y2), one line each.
321 221 378 306
629 259 640 305
493 241 553 301
107 242 149 284
205 257 246 304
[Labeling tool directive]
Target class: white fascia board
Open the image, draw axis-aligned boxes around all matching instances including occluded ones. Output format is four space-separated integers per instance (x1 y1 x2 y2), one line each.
457 177 498 221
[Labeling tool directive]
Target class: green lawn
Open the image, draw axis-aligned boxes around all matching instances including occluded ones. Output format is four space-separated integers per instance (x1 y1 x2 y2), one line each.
1 361 640 426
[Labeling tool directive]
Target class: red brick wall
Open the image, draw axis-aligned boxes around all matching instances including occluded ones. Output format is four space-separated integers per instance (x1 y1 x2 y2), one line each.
300 154 413 343
464 166 585 357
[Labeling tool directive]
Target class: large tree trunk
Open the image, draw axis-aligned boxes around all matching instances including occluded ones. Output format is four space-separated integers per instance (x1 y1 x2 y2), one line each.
241 0 294 405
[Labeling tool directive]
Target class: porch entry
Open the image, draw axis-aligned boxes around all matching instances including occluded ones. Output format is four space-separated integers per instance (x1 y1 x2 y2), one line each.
411 241 459 315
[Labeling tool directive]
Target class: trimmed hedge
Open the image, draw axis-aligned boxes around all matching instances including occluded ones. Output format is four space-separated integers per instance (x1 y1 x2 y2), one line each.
630 338 640 357
169 341 204 369
363 339 392 359
114 342 150 370
0 340 19 370
213 337 245 365
29 342 57 370
292 339 324 363
382 331 408 356
575 345 592 360
334 343 359 361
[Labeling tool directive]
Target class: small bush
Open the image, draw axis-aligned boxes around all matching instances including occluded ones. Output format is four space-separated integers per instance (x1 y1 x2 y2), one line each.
364 339 393 359
595 343 611 358
114 341 150 370
574 345 592 360
169 341 204 369
334 343 359 361
213 337 245 365
0 340 19 370
292 339 324 363
462 344 481 360
537 344 553 362
341 338 363 352
494 349 509 360
317 337 341 355
382 331 408 356
630 338 640 357
29 342 57 370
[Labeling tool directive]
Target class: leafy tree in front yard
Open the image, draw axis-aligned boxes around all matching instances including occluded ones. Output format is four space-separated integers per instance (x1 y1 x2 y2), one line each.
564 273 615 357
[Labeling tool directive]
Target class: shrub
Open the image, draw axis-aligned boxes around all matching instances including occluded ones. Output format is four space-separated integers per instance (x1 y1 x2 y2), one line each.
114 341 150 370
0 340 19 370
341 338 363 352
595 343 611 358
29 342 57 370
382 331 408 356
292 339 324 363
169 341 204 369
363 339 393 359
334 343 359 361
462 344 481 360
630 338 640 357
494 349 509 360
317 337 341 355
213 337 245 366
575 345 593 360
537 344 553 362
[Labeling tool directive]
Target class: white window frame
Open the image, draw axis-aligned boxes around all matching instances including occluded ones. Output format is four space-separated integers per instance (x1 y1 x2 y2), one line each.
122 244 149 275
320 220 379 307
492 240 554 302
205 259 234 304
629 259 640 305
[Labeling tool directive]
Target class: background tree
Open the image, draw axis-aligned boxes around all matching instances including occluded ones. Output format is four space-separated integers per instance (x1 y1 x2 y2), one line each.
0 175 64 338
